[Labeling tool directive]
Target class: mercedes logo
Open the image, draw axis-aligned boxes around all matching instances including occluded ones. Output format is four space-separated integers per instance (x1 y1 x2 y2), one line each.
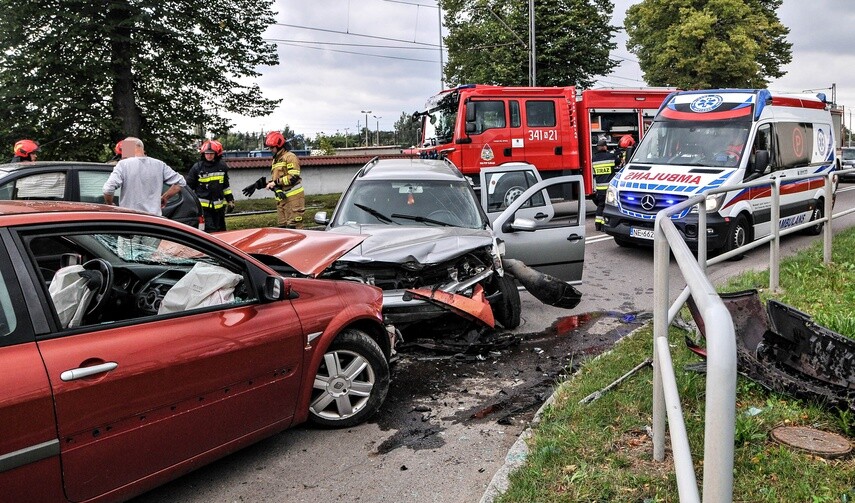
640 194 657 211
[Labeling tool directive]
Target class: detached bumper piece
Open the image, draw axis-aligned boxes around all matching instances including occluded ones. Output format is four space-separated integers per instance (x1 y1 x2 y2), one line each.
687 289 855 413
503 258 582 309
406 284 495 328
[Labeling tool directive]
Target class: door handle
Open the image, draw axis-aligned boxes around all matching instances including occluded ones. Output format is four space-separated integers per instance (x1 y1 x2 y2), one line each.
566 234 583 242
61 362 118 381
534 212 548 220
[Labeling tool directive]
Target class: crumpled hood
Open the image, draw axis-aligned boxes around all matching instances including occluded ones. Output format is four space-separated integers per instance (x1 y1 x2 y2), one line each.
216 227 366 277
328 224 495 265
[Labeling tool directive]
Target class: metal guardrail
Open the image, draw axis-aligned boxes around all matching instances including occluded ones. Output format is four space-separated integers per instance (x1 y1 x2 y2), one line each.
651 166 853 502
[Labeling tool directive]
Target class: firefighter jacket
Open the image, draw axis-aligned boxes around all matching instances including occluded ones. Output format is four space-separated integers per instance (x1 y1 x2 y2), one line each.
270 149 303 201
592 149 619 192
187 157 234 210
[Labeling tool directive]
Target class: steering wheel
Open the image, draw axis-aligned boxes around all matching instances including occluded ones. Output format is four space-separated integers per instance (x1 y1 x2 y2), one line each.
426 209 462 226
82 258 114 316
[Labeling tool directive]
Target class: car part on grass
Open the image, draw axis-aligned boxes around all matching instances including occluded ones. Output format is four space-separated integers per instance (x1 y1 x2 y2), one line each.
503 258 582 309
686 289 855 413
579 358 652 405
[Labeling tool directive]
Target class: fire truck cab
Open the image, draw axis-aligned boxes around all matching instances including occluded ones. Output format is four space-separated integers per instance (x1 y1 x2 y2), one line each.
415 84 674 196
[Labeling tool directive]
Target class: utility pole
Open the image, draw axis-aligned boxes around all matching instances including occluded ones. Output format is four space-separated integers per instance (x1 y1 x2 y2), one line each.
361 110 372 146
344 127 349 148
374 115 382 146
529 0 536 86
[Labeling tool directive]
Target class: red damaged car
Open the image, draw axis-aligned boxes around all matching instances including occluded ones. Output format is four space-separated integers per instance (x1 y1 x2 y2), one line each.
0 201 393 502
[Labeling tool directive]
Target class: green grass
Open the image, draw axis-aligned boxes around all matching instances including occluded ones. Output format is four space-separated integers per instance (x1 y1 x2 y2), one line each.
226 194 340 230
497 229 855 503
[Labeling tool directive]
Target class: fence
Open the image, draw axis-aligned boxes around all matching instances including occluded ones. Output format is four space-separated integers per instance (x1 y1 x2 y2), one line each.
651 168 855 502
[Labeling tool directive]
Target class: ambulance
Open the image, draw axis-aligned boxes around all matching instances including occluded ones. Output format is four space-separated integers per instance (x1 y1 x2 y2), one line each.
602 89 837 252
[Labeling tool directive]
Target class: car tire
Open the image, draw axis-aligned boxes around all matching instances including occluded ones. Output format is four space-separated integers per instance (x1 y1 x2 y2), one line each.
803 202 824 236
491 274 521 329
723 214 750 254
309 329 389 428
494 173 527 209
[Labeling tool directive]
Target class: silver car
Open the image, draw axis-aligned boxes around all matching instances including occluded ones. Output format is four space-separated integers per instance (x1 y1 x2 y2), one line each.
314 158 587 333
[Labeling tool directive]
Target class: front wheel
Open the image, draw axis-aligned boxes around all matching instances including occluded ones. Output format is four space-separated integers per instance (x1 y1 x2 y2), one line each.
723 215 751 253
309 329 389 428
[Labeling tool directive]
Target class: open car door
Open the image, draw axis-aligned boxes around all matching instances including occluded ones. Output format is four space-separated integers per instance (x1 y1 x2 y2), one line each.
481 164 586 284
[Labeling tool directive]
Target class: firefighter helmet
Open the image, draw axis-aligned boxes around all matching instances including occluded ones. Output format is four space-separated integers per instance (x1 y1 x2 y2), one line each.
13 139 39 158
200 140 223 156
596 136 608 147
114 140 123 156
619 135 636 148
264 131 286 149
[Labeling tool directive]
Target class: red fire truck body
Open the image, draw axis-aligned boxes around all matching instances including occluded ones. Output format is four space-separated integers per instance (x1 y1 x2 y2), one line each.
415 84 674 195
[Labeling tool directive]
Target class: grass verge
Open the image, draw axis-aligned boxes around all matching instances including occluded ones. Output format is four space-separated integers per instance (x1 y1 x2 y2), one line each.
496 230 855 503
226 194 340 230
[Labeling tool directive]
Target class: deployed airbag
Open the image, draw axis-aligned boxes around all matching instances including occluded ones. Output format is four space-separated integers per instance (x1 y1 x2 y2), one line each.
158 263 243 314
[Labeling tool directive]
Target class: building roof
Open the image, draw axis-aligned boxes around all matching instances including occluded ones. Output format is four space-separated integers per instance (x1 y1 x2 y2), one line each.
225 154 416 170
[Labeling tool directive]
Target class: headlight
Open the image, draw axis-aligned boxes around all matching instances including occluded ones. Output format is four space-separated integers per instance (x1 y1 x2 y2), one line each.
605 187 617 206
692 193 725 213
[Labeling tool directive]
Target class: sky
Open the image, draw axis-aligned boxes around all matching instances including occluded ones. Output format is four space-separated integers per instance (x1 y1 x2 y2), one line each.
225 0 855 142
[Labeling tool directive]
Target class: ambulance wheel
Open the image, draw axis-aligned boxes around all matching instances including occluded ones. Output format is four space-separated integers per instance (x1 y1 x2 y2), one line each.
724 215 750 253
803 202 824 236
308 329 389 428
491 274 521 329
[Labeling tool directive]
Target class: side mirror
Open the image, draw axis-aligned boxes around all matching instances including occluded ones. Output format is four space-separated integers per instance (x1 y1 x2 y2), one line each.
262 275 286 301
502 217 537 233
465 104 476 122
465 122 476 134
754 150 770 174
314 211 329 225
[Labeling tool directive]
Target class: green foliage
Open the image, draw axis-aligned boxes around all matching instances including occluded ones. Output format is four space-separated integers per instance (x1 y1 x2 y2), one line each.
624 0 792 89
316 136 336 155
394 112 420 148
442 0 619 88
0 0 280 166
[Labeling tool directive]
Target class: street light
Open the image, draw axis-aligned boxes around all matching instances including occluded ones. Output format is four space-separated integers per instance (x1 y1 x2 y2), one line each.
344 127 349 148
361 110 372 146
373 115 382 146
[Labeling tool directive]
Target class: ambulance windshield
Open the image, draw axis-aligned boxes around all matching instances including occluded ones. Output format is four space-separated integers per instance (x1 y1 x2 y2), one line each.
632 120 750 168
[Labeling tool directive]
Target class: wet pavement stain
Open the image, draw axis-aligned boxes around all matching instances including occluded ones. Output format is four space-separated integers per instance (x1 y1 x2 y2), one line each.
370 311 651 455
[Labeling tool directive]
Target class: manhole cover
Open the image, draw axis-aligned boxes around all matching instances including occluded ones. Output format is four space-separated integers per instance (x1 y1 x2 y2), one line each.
770 426 852 459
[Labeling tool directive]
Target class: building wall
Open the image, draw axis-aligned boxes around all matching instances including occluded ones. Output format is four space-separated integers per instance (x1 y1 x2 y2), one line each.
228 164 362 200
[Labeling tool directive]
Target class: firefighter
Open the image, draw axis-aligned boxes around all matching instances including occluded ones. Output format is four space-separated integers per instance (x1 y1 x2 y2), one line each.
618 134 636 168
108 140 123 164
264 131 304 229
592 137 619 232
187 140 235 232
11 139 39 162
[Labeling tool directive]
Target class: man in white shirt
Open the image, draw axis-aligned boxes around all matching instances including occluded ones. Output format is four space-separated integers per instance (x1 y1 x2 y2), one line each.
102 137 186 216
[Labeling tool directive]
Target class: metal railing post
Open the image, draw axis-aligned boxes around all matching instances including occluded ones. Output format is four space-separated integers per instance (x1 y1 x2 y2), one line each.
824 174 834 264
652 216 669 462
698 202 707 272
770 178 781 291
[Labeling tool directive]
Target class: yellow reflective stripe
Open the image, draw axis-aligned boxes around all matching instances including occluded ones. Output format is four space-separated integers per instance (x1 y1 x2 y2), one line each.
285 186 304 198
286 168 300 176
223 188 233 196
595 184 610 191
198 173 225 183
592 161 614 175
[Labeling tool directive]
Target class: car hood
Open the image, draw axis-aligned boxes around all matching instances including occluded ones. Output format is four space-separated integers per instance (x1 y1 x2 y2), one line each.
327 224 495 265
216 228 367 277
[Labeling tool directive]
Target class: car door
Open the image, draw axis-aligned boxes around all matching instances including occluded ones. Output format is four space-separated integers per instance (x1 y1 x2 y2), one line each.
11 222 304 501
481 165 586 283
0 235 65 501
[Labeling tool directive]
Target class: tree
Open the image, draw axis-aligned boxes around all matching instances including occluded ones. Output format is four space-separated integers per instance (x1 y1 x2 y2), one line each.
393 112 420 147
441 0 619 88
0 0 279 167
624 0 792 89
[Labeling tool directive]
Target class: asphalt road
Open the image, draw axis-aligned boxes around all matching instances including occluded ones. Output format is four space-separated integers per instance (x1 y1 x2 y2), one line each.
132 185 855 503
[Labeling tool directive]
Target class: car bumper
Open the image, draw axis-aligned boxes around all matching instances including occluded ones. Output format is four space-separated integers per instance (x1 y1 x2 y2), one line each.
602 205 732 250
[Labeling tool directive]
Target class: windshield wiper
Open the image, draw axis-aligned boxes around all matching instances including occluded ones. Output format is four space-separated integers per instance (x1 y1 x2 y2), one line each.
391 213 453 226
354 203 398 224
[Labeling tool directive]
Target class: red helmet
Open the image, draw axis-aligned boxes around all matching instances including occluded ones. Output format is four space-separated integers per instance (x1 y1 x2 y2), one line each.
200 140 223 156
13 139 39 158
114 140 123 156
619 135 636 148
264 131 285 149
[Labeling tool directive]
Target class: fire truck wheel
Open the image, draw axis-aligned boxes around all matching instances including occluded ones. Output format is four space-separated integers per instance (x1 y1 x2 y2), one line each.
495 174 527 209
491 274 521 329
803 202 824 236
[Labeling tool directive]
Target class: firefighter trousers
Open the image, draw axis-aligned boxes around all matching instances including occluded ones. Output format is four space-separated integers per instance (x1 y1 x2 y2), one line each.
276 192 306 229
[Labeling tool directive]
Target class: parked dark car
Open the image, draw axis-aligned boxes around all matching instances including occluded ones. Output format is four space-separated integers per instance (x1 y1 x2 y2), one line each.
0 201 392 502
0 161 203 228
840 147 855 182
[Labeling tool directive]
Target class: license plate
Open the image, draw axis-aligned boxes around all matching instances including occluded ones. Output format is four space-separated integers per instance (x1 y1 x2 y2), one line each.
630 227 655 240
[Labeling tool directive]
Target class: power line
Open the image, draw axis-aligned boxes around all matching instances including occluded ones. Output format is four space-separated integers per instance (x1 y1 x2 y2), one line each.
272 22 441 48
380 0 439 7
269 40 440 63
264 37 439 51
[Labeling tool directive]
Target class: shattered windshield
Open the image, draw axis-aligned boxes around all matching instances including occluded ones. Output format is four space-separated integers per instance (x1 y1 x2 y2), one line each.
632 120 751 168
421 92 459 146
335 179 486 229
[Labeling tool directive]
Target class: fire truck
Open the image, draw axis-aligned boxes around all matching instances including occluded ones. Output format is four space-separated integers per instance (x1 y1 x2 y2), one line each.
413 84 675 196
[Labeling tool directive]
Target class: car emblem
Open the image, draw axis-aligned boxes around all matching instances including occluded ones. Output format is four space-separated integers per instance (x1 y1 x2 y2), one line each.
640 194 656 211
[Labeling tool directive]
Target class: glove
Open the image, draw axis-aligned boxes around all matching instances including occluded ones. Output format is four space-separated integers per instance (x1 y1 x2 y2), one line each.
242 177 267 198
226 201 235 214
